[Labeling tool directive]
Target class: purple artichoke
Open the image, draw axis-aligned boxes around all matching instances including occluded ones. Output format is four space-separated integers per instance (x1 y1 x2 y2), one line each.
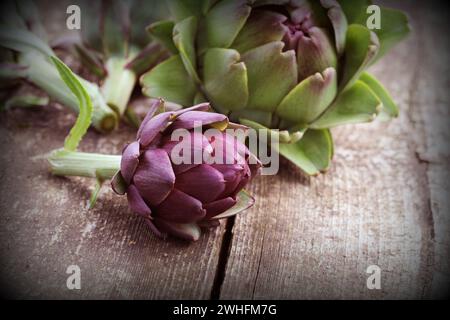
111 99 260 241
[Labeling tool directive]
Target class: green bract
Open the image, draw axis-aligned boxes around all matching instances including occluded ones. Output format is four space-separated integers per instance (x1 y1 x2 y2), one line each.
0 0 118 132
74 0 171 118
141 0 410 175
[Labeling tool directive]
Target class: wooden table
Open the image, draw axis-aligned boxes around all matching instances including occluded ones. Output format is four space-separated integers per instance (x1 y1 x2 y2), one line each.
0 1 448 299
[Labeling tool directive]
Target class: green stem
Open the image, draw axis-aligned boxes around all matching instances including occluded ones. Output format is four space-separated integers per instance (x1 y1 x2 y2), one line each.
101 57 137 117
48 150 121 181
20 52 118 132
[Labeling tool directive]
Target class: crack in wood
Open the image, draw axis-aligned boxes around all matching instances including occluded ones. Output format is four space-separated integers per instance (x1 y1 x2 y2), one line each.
210 216 236 300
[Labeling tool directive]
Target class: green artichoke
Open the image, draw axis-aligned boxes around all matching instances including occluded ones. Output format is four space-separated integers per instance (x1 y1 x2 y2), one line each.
74 0 171 118
141 0 410 175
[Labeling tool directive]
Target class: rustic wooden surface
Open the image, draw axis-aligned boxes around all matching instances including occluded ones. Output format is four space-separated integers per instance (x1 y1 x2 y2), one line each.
0 1 448 299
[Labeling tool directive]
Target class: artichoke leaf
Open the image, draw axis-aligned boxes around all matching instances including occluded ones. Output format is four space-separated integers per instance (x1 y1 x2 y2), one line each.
173 16 200 83
147 20 178 53
141 55 197 107
242 41 298 112
211 189 254 220
193 91 208 106
239 118 298 144
231 10 287 54
167 0 204 21
51 56 93 152
340 24 379 90
338 1 410 62
321 0 348 55
204 0 251 48
338 0 372 25
296 27 338 81
359 72 398 120
310 80 381 129
277 129 334 176
203 48 248 112
202 0 219 14
111 171 127 195
276 67 338 124
231 110 272 129
125 42 168 75
371 7 410 62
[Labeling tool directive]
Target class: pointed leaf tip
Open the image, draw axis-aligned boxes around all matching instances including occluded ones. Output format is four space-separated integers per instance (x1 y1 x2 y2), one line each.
51 56 92 152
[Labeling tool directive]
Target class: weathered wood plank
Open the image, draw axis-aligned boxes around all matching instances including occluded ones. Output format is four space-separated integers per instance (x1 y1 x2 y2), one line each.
219 1 449 299
412 2 450 299
0 0 227 300
0 106 225 299
0 0 448 300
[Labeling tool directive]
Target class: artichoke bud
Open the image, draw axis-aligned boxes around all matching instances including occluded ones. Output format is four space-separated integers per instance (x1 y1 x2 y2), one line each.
280 6 337 81
296 27 337 81
113 100 261 241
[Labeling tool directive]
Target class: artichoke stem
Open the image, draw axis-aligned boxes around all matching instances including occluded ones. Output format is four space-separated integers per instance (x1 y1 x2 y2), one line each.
101 57 137 117
20 52 118 133
48 151 121 181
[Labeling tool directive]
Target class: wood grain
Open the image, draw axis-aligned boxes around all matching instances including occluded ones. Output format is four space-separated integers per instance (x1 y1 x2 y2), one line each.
0 1 448 299
0 107 225 299
219 1 450 299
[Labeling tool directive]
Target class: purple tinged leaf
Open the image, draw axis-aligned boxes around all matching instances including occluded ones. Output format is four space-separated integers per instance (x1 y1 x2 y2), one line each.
276 67 338 123
155 189 206 224
174 102 211 116
133 148 175 206
163 131 214 165
175 164 226 203
296 27 337 81
169 111 228 131
232 163 251 197
210 132 247 165
126 184 152 217
231 10 287 53
211 190 255 220
247 152 262 180
204 197 237 219
136 98 164 139
172 163 199 175
120 141 140 185
211 164 244 198
226 122 250 131
138 111 174 146
320 0 348 55
125 42 169 75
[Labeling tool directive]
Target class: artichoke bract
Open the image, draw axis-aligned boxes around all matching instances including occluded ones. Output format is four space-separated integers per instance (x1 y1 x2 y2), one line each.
111 99 261 241
141 0 410 175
